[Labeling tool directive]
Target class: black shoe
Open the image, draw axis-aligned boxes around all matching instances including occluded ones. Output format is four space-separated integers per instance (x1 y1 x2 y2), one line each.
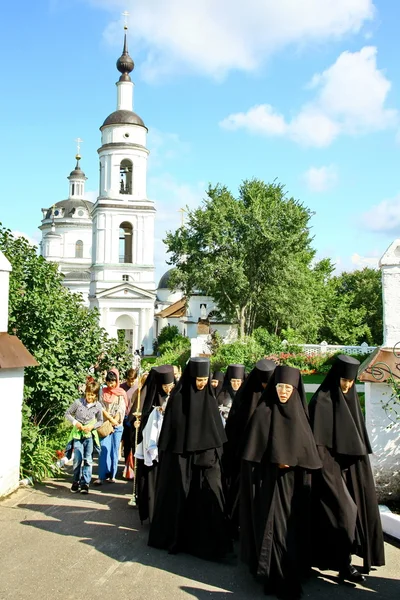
339 565 366 583
70 482 80 493
80 484 89 494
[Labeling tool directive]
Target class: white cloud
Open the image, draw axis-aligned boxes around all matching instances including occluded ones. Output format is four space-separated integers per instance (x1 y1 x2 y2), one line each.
362 194 400 232
351 252 379 268
220 46 397 147
91 0 375 80
11 230 40 247
303 165 338 192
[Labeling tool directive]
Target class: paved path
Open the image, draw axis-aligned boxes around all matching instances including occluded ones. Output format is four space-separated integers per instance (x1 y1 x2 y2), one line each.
0 472 399 600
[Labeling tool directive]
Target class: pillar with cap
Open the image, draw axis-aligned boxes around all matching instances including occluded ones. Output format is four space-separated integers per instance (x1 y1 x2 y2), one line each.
358 240 400 501
0 250 38 497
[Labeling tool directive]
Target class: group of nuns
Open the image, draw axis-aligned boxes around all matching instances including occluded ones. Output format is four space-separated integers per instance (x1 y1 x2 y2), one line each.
133 355 384 600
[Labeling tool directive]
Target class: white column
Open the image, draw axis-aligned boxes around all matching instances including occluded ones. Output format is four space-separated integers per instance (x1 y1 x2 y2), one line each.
0 252 11 332
116 81 134 111
380 239 400 347
140 308 146 348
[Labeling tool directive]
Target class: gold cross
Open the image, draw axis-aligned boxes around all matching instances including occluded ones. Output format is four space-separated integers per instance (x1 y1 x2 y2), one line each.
178 207 187 227
122 10 129 30
74 137 83 155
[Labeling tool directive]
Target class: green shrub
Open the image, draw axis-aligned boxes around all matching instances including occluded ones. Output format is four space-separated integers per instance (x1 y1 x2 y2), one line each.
20 403 70 483
211 337 265 372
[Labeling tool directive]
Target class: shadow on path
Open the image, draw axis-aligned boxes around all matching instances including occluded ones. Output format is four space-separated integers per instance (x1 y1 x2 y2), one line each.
14 474 400 600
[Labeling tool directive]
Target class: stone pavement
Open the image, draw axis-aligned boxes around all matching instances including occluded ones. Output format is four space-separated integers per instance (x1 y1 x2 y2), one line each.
0 472 399 600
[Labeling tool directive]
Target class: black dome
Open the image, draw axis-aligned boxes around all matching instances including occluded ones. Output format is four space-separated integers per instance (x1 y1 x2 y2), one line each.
158 268 177 289
44 199 93 220
101 110 146 129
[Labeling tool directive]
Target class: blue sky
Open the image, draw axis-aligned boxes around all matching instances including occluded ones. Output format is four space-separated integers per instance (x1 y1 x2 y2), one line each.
1 0 400 281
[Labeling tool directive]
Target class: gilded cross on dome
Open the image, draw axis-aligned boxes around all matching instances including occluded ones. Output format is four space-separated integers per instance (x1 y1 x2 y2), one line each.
74 138 83 159
178 207 187 227
122 11 129 30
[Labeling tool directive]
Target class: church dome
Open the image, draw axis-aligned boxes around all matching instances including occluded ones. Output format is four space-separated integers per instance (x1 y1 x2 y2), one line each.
44 199 93 220
158 268 176 290
101 110 146 129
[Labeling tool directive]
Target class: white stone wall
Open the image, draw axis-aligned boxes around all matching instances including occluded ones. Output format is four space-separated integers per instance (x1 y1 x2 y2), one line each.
380 239 400 347
91 210 155 271
92 299 155 355
41 224 92 264
365 382 400 500
0 369 24 497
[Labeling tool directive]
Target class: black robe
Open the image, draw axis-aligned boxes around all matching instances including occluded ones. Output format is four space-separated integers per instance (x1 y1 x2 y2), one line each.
224 360 276 536
148 360 232 560
135 365 174 523
309 357 385 572
240 366 321 599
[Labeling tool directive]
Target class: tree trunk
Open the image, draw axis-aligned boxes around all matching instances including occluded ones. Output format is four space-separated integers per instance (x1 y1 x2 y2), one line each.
239 306 246 338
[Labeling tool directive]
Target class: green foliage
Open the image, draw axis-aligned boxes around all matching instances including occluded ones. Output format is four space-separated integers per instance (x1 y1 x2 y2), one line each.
322 268 382 345
164 179 316 337
157 325 180 347
210 337 265 372
151 334 191 369
20 403 69 482
93 335 133 381
0 224 131 432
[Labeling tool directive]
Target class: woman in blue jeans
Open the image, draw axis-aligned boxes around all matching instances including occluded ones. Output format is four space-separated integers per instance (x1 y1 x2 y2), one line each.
95 368 127 484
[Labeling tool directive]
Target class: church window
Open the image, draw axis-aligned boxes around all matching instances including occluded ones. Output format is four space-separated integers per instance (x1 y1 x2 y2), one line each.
72 183 75 196
119 222 133 263
122 274 129 282
75 240 83 258
119 159 133 195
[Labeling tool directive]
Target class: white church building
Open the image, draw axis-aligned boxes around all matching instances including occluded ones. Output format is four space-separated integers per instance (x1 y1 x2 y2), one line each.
39 28 235 355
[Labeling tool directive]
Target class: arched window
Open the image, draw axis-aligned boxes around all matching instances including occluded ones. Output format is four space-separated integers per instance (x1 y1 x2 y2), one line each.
75 240 83 258
119 159 133 195
119 222 133 263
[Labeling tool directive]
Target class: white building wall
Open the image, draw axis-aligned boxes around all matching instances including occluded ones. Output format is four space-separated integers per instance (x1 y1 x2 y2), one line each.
365 382 400 499
0 369 24 496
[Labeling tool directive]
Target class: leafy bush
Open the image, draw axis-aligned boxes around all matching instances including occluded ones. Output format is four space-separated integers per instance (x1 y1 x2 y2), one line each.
211 337 265 372
20 403 70 482
0 224 133 432
252 328 301 355
154 325 180 354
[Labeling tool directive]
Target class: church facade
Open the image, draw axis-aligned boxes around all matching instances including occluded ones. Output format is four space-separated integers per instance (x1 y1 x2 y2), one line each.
40 30 155 355
39 28 236 355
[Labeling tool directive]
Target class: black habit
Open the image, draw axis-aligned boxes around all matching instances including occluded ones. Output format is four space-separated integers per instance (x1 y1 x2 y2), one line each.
135 364 174 523
224 359 276 535
148 358 233 561
241 366 321 599
217 364 245 422
308 355 385 573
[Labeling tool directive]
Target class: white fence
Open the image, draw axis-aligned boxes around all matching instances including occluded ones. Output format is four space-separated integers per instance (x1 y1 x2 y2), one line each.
286 341 376 357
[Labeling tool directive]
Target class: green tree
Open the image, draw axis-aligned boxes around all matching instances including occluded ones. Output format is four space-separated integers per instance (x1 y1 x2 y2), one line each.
317 267 382 346
164 179 316 337
0 224 131 429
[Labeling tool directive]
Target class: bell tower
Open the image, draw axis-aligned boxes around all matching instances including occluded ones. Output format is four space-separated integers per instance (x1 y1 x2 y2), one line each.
90 21 156 354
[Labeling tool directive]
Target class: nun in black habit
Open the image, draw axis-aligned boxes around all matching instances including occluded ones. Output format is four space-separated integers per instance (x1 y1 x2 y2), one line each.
309 355 385 581
240 365 321 600
148 358 233 561
211 370 224 400
134 364 175 523
224 359 277 536
217 364 245 423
